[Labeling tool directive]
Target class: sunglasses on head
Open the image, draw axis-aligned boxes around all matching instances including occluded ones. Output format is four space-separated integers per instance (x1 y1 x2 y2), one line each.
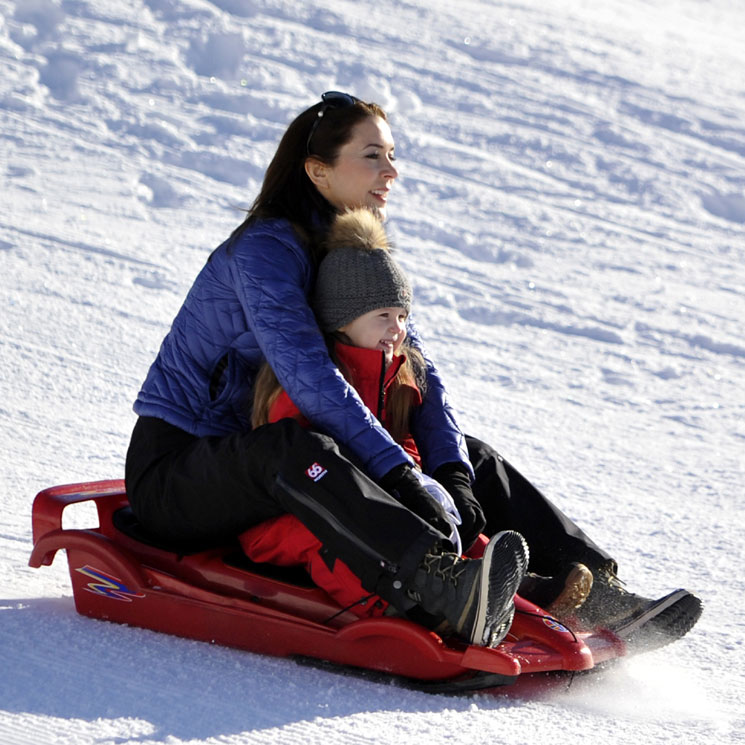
306 91 360 156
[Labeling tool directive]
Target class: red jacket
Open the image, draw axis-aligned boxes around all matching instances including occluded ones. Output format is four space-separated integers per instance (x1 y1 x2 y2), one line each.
268 341 423 467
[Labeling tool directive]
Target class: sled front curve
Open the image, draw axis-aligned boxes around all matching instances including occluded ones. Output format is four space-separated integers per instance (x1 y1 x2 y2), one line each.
30 480 625 689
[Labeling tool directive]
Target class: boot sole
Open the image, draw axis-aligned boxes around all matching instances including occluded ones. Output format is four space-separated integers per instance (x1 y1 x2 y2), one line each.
614 589 703 650
472 531 529 646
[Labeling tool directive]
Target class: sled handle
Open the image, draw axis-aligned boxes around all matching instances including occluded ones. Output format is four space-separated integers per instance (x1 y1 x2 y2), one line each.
28 527 147 588
31 479 127 546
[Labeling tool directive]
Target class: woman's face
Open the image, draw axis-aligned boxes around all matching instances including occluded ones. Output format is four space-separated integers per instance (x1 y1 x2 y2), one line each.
339 306 408 366
308 116 399 218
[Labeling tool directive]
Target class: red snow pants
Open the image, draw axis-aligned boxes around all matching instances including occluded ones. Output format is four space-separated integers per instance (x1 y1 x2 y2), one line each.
239 514 389 618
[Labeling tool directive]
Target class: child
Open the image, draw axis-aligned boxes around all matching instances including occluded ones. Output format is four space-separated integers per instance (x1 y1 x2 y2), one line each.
243 208 468 622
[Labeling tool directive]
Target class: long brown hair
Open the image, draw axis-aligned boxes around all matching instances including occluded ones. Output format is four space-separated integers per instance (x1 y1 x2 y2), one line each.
228 97 389 265
251 337 426 446
381 343 427 444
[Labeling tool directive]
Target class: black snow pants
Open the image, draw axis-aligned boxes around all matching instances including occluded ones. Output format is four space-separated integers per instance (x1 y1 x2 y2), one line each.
466 442 612 575
125 416 438 608
125 416 613 608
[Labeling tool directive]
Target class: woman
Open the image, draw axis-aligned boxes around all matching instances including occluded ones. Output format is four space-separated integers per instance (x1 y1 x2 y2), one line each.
125 91 529 649
126 91 701 650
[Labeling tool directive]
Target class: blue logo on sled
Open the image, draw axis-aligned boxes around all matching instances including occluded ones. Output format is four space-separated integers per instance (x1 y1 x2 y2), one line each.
75 565 145 602
543 617 570 633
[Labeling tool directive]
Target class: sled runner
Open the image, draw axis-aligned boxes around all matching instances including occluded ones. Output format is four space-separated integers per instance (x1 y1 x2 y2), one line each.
29 480 628 693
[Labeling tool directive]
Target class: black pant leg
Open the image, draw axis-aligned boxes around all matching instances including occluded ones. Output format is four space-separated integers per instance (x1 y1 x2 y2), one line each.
126 416 284 543
268 425 438 597
466 435 613 575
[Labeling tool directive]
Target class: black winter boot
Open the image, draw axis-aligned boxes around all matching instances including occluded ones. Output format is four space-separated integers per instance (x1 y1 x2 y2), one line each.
576 562 702 650
406 531 529 647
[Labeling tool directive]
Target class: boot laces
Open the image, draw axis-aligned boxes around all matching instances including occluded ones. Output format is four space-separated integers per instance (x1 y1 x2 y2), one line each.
422 552 468 586
598 563 628 594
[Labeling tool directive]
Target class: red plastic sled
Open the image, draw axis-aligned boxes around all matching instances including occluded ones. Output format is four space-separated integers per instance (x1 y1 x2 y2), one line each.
29 480 626 692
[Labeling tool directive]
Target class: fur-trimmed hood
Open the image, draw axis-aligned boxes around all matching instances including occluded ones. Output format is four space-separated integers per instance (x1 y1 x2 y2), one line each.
324 208 391 253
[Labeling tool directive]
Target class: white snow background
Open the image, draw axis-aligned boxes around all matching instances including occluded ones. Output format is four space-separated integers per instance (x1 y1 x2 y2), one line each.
1 0 744 743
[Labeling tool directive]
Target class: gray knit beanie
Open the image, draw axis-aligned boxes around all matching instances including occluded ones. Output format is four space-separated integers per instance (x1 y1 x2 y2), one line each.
314 209 412 332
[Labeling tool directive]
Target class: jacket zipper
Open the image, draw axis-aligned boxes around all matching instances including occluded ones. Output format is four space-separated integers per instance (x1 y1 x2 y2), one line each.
376 351 386 420
275 473 399 575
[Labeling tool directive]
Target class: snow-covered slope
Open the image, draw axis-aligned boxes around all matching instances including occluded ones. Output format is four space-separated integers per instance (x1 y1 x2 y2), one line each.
1 1 743 743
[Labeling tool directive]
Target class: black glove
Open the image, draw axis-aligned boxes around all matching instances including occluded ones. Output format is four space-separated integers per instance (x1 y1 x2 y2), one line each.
432 462 486 551
381 464 452 537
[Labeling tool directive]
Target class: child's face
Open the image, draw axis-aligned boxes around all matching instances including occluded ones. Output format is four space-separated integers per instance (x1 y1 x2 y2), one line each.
339 306 408 365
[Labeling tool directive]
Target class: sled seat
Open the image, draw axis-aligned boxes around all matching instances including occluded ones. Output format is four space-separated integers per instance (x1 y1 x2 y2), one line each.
111 505 223 554
111 505 315 587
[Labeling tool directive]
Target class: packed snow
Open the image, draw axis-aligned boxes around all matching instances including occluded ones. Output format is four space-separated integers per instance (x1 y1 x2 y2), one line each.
1 0 744 743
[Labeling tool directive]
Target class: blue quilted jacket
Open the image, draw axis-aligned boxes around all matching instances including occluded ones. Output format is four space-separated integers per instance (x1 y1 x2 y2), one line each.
133 218 470 481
